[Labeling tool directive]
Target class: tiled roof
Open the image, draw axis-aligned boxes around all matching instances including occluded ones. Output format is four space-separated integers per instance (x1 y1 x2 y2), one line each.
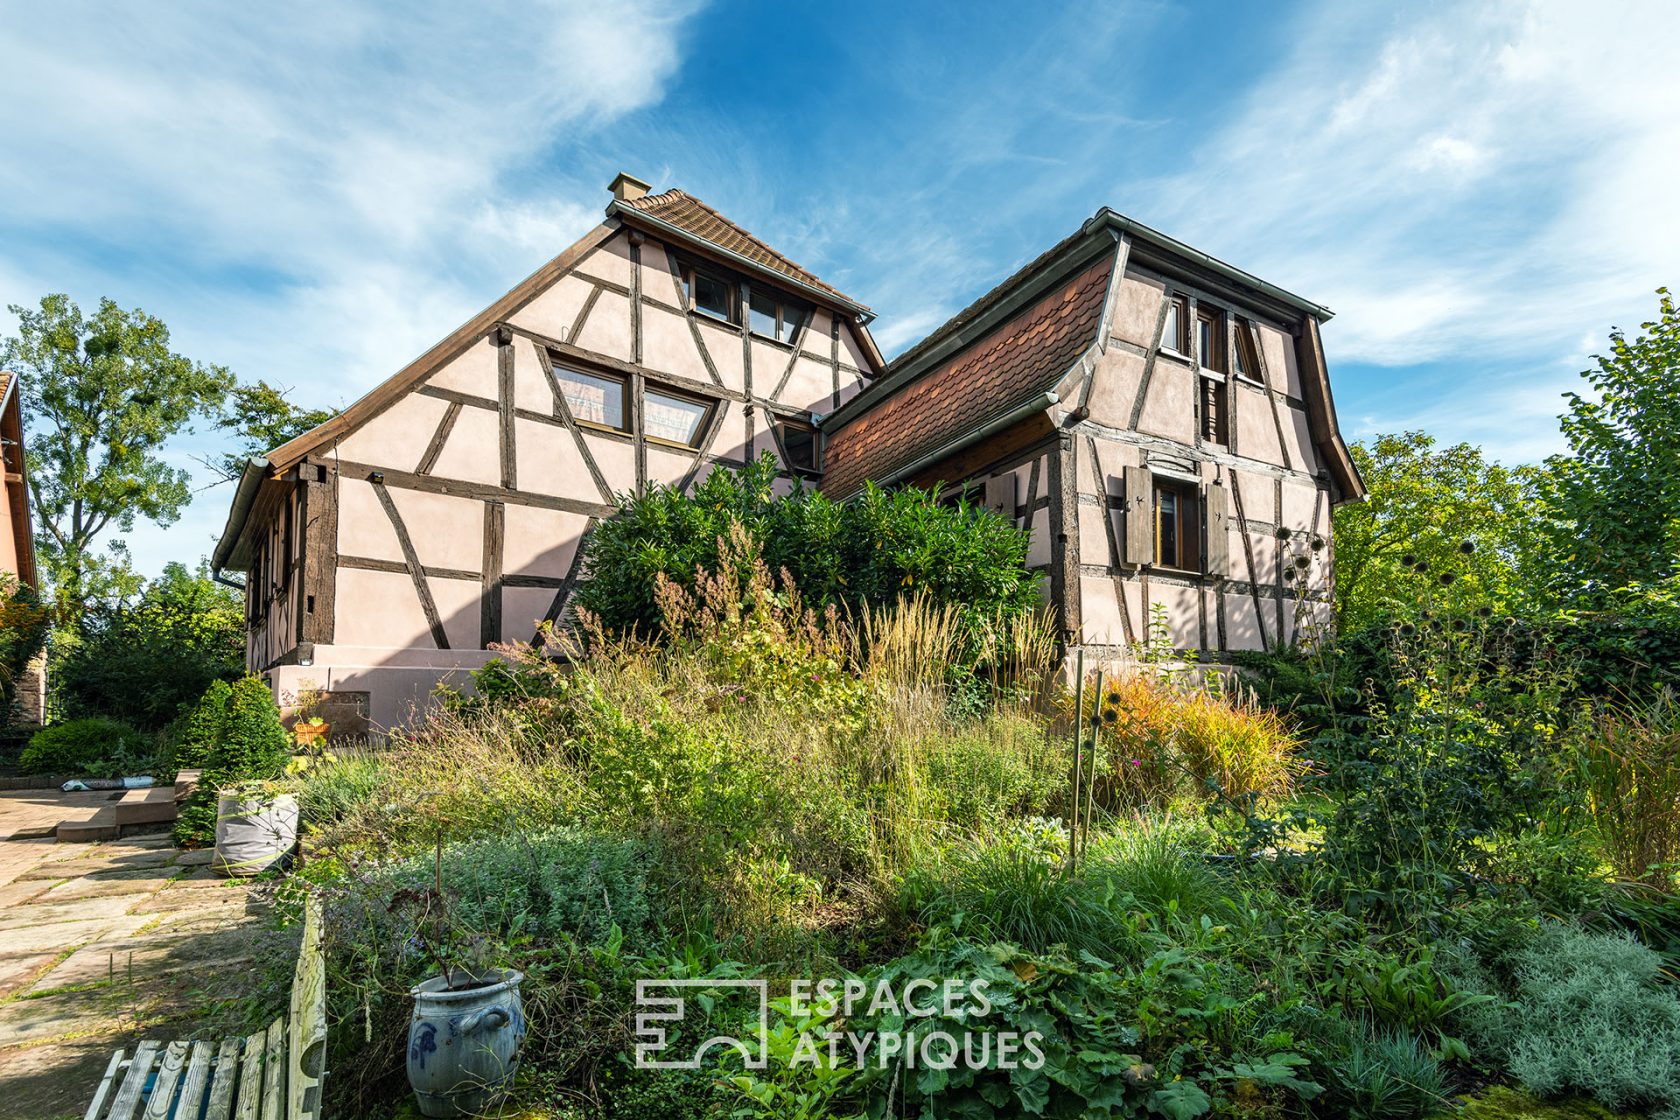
0 371 12 404
617 189 862 309
822 257 1109 497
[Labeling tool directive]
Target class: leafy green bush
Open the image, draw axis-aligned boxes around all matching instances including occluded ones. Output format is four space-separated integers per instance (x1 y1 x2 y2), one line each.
1490 925 1680 1114
19 716 151 775
173 675 292 846
574 453 1037 639
398 828 657 953
164 678 230 771
53 562 243 731
0 575 48 720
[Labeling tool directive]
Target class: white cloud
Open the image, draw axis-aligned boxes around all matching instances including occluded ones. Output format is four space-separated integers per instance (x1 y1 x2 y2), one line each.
1130 0 1680 387
0 0 700 576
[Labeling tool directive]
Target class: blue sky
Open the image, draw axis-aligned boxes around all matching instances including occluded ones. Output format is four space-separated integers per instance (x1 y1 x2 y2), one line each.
2 0 1677 580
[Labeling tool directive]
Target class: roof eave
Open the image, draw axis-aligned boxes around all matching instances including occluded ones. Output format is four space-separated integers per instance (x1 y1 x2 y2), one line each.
822 229 1113 433
1089 209 1335 323
608 200 875 323
211 457 272 574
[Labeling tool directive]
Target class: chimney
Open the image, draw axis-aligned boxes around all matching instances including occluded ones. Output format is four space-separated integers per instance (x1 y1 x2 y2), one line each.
608 172 651 203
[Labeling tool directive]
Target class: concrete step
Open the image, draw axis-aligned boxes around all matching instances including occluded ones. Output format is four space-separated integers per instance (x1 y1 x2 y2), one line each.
57 807 120 843
113 784 178 827
173 769 201 801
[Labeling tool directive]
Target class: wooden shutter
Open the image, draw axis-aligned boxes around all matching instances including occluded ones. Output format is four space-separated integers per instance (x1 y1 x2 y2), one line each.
984 474 1017 520
1123 466 1153 566
1205 483 1230 576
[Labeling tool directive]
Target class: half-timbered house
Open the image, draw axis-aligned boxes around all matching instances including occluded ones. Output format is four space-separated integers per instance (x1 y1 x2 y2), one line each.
212 174 885 729
819 208 1364 661
214 181 1364 728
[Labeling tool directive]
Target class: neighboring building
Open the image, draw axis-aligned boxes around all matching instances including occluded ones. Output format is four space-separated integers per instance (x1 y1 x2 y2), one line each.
1 371 46 727
821 208 1364 659
214 180 1365 727
212 174 885 728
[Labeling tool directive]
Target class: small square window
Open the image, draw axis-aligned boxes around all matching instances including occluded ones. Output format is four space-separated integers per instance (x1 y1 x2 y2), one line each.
748 288 808 344
777 418 819 473
645 388 711 447
1154 479 1200 571
687 267 736 323
555 366 626 430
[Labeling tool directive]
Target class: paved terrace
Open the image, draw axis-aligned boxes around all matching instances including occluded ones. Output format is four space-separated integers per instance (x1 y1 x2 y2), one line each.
0 791 277 1120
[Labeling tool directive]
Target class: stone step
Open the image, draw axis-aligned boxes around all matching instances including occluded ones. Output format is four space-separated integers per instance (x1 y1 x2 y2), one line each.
113 785 178 827
57 808 120 843
173 769 201 801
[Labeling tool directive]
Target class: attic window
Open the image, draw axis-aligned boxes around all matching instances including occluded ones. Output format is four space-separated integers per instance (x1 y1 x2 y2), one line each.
1161 295 1190 355
749 289 808 344
556 366 627 430
683 265 737 324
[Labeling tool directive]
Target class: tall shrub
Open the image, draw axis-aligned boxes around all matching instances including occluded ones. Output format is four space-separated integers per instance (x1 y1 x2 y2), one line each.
573 453 1037 638
174 675 291 846
54 563 244 730
0 575 48 720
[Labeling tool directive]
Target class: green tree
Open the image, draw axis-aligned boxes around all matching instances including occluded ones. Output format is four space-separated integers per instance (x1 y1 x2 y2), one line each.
1333 431 1543 631
53 561 244 730
205 380 336 484
1543 287 1680 599
0 294 233 618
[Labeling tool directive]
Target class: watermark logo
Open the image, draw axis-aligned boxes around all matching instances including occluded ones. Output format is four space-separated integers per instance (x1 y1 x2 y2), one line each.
633 976 1044 1072
634 978 770 1069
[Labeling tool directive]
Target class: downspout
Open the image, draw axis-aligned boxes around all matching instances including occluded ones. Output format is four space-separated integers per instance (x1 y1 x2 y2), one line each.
865 391 1060 491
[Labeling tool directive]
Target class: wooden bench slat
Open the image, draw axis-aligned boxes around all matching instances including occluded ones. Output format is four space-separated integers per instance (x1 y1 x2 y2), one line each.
177 1041 215 1120
88 893 331 1120
204 1037 242 1120
141 1040 190 1120
83 1049 127 1120
289 895 328 1120
259 1018 285 1120
106 1041 161 1120
234 1031 265 1120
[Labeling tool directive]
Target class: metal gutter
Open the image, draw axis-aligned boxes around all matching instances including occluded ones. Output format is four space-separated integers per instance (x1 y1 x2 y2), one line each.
607 201 875 323
210 457 270 573
1084 209 1335 322
863 391 1060 493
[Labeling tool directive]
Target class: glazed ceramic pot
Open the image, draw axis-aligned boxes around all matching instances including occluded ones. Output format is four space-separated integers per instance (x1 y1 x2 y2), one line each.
406 968 526 1118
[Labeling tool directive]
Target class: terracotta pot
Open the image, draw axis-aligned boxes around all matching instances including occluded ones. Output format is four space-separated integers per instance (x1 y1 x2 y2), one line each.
293 721 331 745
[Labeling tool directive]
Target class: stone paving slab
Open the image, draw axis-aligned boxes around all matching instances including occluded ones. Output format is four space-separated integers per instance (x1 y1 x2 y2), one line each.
0 790 274 1120
32 928 258 993
33 870 177 902
0 894 141 931
12 848 176 881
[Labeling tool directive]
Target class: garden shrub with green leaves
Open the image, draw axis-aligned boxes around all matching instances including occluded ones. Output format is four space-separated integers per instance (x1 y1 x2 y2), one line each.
19 716 152 776
0 573 48 719
52 562 244 730
173 674 292 845
573 453 1038 642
